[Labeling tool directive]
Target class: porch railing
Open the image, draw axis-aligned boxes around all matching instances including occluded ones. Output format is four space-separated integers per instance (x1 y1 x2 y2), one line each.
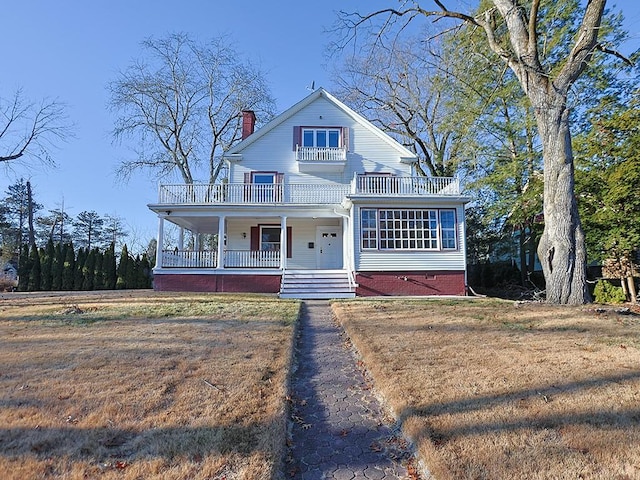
161 249 281 268
296 146 346 162
224 250 280 268
162 250 217 268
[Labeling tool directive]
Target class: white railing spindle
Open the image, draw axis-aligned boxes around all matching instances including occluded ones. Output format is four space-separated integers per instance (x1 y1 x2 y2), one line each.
224 250 280 268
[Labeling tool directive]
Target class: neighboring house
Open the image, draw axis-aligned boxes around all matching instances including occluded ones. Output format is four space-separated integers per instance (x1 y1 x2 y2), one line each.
148 88 470 298
1 262 18 287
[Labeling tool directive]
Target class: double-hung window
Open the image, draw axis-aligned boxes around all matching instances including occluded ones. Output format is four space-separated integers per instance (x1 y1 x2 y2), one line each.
260 226 281 252
439 210 457 249
361 208 457 251
361 209 378 249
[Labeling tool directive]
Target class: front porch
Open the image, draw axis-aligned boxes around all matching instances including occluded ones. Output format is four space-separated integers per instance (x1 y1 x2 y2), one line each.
152 212 354 273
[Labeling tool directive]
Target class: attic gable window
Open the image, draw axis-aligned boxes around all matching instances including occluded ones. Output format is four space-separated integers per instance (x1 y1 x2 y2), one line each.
303 128 340 148
293 126 349 151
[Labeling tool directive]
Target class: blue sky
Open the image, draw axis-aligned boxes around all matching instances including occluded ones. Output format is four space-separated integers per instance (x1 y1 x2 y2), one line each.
2 1 639 249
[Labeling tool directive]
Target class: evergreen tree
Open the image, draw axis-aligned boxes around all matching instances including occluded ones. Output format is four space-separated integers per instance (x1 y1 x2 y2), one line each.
104 242 117 289
52 242 64 290
27 246 41 291
41 239 55 290
126 254 137 289
72 210 105 250
17 244 30 291
61 243 75 290
94 249 105 290
138 253 152 288
3 180 41 260
74 247 86 291
576 89 640 301
82 248 96 290
116 244 129 289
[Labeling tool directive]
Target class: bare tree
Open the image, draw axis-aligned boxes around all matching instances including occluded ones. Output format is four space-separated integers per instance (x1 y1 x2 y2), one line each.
0 88 71 167
108 33 277 184
338 0 620 304
334 34 467 177
103 214 129 249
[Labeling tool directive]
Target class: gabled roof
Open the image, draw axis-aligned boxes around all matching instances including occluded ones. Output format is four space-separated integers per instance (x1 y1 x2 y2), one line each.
223 88 418 162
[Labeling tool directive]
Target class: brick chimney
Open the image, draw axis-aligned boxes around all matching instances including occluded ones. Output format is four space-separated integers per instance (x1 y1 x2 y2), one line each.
241 110 256 139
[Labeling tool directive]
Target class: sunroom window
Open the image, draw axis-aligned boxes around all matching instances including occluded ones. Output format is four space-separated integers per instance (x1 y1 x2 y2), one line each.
439 210 457 249
360 208 457 251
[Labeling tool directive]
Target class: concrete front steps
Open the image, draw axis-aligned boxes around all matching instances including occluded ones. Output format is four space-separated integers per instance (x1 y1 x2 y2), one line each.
279 270 356 299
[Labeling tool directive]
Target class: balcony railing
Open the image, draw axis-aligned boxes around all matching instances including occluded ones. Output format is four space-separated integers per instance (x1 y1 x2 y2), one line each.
157 176 460 205
296 146 346 162
353 175 460 196
158 183 350 205
160 249 280 269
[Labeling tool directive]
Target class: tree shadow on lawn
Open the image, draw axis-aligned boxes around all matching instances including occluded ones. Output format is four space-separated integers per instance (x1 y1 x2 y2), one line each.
397 370 640 442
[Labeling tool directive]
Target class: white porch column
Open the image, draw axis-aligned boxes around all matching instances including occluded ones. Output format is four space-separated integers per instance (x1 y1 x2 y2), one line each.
342 215 350 270
217 216 225 269
280 215 287 270
155 216 165 269
178 227 184 250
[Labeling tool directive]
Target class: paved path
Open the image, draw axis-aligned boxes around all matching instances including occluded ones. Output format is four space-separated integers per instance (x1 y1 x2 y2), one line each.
284 300 414 480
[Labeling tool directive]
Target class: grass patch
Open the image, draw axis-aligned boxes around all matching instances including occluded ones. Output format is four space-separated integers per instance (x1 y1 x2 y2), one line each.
333 299 640 480
0 291 299 480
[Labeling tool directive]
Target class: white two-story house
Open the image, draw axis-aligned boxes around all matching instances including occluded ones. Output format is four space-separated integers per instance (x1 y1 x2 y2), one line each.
148 88 470 298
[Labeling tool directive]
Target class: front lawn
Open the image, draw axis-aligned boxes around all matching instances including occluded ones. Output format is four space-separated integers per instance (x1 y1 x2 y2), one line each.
333 299 640 480
0 291 299 480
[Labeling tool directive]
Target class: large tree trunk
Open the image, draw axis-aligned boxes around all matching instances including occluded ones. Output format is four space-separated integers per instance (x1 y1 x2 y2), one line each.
533 92 590 304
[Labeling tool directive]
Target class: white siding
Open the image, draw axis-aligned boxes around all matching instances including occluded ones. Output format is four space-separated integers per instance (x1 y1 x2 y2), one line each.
226 219 252 251
230 96 412 185
353 204 467 271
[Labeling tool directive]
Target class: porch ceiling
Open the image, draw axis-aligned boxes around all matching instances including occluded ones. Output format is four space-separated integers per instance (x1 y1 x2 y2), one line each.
162 212 343 235
151 204 348 235
165 216 220 235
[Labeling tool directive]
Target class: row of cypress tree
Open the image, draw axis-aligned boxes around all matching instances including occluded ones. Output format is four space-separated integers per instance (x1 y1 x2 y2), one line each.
17 240 152 292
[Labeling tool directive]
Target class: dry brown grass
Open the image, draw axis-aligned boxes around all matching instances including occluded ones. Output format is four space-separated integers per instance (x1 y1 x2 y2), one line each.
333 299 640 480
0 291 299 480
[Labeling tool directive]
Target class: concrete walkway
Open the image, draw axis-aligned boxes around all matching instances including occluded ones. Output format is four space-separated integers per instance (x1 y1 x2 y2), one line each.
284 300 414 479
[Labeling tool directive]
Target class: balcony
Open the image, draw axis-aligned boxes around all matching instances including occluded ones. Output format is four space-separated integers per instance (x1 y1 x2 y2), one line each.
354 175 460 196
296 146 346 172
155 176 460 206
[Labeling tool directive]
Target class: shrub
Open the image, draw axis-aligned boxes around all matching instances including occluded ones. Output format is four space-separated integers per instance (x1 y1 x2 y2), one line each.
593 280 627 304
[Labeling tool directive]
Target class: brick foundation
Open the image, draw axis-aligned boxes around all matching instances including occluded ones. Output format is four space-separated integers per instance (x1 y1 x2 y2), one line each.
153 273 281 293
356 271 466 296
